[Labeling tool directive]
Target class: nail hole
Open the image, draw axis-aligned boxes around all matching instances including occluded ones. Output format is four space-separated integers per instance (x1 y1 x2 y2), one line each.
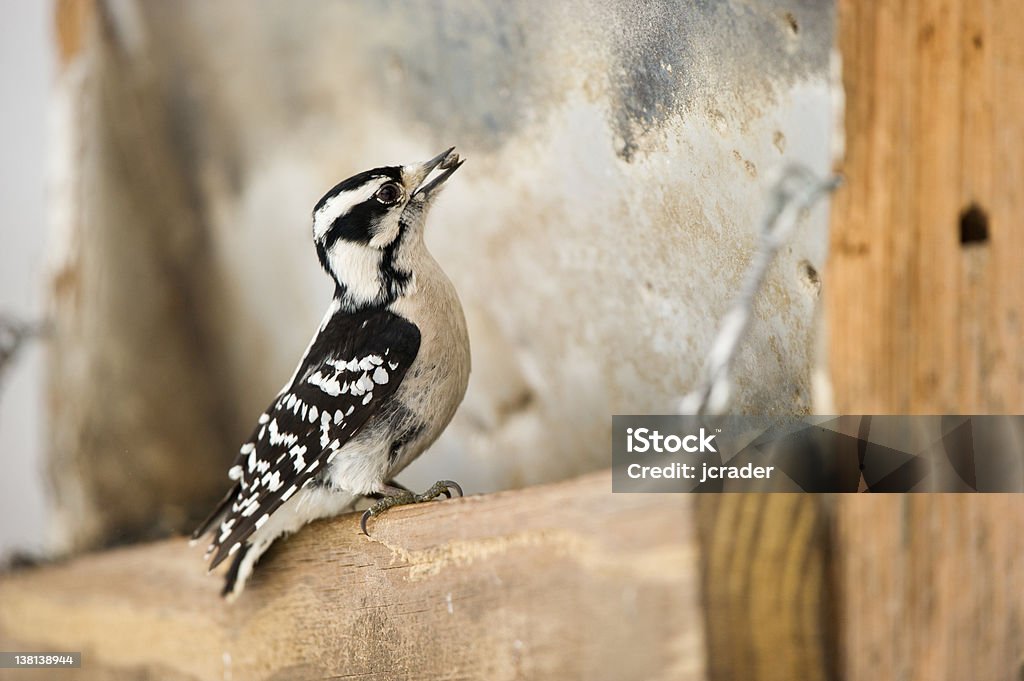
959 203 990 246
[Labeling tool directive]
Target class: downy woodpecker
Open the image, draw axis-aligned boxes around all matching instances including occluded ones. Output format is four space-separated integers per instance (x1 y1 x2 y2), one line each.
193 148 471 599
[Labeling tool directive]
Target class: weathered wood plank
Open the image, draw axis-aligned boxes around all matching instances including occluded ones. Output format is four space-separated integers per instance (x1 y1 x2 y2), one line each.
830 1 1024 679
829 0 1024 413
836 495 1024 681
48 0 238 554
0 471 706 681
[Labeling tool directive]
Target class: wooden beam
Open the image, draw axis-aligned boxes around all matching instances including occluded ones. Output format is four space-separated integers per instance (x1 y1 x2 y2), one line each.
829 1 1024 679
828 0 1024 414
48 0 239 553
0 472 706 681
836 495 1024 681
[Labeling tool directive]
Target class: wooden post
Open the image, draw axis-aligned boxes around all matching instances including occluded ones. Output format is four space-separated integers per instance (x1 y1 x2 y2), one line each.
47 0 238 553
829 1 1024 679
828 0 1024 414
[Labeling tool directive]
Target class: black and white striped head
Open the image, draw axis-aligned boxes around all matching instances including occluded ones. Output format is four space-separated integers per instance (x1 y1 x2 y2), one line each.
312 147 464 308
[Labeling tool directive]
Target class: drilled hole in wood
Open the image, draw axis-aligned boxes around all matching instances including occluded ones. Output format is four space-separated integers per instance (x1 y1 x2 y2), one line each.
959 203 990 246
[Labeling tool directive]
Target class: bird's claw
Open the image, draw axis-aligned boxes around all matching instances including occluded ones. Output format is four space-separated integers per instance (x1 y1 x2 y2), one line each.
360 479 463 536
437 480 463 499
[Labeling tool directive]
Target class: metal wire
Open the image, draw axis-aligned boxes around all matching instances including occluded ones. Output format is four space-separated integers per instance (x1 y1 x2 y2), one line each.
679 164 842 416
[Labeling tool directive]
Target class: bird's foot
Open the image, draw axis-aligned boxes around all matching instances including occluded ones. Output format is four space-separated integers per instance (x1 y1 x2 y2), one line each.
360 480 463 536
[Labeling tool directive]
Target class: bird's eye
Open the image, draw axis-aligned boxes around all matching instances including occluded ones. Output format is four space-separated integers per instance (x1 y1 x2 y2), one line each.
375 182 403 205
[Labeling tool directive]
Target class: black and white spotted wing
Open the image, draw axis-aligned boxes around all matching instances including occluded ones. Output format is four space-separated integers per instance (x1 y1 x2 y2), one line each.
200 307 420 570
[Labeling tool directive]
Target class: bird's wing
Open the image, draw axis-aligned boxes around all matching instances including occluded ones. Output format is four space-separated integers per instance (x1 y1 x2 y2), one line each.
202 307 420 570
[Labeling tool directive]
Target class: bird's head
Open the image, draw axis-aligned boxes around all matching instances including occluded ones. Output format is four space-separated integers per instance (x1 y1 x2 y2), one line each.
311 147 464 309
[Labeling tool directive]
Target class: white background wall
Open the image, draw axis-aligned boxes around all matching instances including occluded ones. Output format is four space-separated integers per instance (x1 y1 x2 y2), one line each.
0 0 52 561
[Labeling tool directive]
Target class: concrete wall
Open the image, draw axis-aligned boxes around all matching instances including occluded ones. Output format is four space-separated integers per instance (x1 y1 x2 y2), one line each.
46 0 837 548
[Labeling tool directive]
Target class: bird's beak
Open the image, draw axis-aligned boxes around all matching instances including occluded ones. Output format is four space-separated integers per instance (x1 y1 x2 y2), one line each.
409 147 464 200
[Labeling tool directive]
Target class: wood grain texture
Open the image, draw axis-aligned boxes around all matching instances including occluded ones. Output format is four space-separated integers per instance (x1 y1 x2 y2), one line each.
836 495 1024 681
0 471 706 681
830 2 1024 680
828 0 1024 414
697 495 837 681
